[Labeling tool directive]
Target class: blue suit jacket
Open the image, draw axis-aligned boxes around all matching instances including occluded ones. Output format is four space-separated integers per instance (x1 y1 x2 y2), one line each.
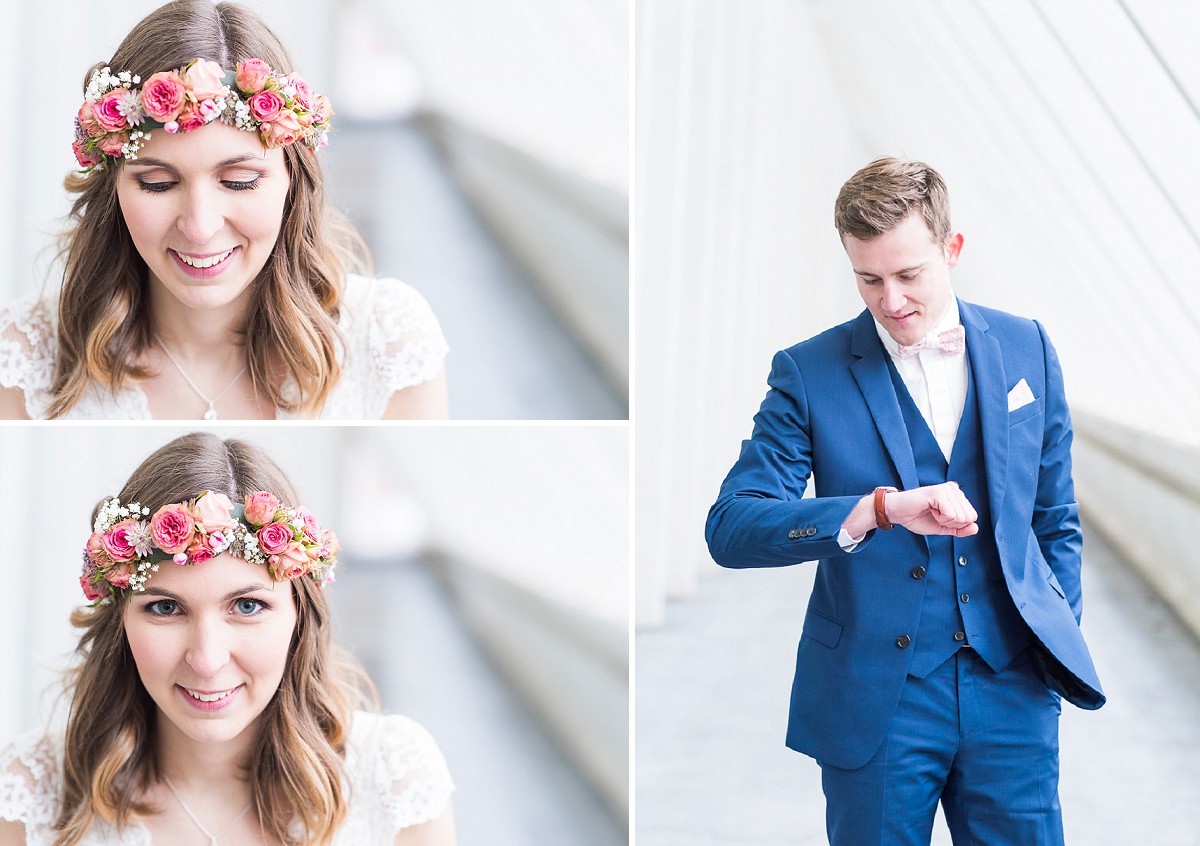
705 300 1105 770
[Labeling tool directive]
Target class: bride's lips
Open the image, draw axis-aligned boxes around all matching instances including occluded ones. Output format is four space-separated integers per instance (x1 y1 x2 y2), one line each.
169 246 239 279
176 683 243 712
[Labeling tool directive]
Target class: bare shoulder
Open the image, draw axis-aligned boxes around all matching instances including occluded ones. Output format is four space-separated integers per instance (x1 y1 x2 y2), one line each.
392 801 456 846
381 369 448 419
0 819 27 846
0 386 31 420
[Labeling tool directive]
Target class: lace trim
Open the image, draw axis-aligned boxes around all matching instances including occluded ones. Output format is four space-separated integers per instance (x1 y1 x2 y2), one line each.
0 730 63 839
0 292 56 419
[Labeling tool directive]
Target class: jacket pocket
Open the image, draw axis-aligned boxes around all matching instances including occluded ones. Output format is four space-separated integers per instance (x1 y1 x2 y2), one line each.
802 610 843 649
1046 571 1066 599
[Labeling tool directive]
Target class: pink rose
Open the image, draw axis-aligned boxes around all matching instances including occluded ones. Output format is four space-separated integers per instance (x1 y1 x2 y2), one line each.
249 89 284 123
78 102 106 138
262 109 303 147
151 503 195 554
256 522 292 555
192 492 236 534
294 507 321 544
269 542 309 580
140 71 186 122
93 90 129 132
244 491 281 526
96 133 126 157
175 101 208 132
183 59 226 101
80 574 107 602
284 75 312 111
85 532 111 566
100 519 141 562
105 563 136 589
186 534 217 564
235 59 271 94
73 138 102 168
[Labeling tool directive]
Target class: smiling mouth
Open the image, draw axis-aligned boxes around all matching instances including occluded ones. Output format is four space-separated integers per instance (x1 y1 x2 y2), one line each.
181 685 241 702
172 248 236 269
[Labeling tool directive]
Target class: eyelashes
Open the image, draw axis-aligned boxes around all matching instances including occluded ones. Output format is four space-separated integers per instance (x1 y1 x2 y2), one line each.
134 178 262 193
140 597 270 618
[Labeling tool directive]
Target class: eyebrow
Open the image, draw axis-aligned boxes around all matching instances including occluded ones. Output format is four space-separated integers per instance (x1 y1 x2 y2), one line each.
126 154 265 171
137 583 275 603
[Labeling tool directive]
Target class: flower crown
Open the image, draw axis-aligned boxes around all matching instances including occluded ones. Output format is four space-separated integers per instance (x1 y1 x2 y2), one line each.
73 57 333 172
80 490 339 603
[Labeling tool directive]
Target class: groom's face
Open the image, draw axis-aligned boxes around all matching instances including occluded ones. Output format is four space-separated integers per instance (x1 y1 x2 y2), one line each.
845 211 962 347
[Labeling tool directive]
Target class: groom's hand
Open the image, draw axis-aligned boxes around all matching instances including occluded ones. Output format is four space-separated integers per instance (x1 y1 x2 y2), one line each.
841 482 979 540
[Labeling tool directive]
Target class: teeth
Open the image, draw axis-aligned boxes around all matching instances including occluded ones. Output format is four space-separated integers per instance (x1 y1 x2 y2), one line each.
186 687 236 702
177 248 233 269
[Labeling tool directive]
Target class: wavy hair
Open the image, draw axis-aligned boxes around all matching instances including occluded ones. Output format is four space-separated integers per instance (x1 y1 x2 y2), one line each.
48 0 372 419
833 156 953 246
53 433 377 846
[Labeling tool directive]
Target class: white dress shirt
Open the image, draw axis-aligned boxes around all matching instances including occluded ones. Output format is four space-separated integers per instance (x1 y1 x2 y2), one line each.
837 296 968 551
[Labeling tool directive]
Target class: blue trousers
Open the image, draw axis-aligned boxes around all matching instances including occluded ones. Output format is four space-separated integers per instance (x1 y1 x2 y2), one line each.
820 648 1064 845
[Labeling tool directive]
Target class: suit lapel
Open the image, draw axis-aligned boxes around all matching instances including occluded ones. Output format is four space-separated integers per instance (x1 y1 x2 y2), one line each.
849 311 920 491
960 301 1009 523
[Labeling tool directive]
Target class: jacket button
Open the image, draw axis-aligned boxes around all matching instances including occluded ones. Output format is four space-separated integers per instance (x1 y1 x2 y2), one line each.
805 527 817 537
896 634 912 648
960 593 970 603
954 631 966 642
788 529 802 539
958 555 967 566
911 566 926 579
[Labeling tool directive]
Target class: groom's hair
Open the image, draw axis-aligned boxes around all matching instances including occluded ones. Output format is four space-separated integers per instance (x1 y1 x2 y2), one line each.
834 156 952 246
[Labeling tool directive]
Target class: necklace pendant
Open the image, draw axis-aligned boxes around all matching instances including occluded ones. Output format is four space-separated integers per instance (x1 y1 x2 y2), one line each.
203 406 219 421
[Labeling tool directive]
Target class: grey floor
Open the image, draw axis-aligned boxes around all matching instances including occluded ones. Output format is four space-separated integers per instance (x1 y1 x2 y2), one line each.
635 519 1200 845
333 556 626 846
324 119 625 420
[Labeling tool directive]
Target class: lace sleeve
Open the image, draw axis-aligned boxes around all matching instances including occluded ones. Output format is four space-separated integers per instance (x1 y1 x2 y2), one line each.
362 277 448 403
362 713 454 834
0 293 56 398
0 731 63 845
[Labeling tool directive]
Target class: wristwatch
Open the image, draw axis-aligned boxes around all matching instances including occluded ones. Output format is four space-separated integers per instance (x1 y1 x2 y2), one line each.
874 486 898 530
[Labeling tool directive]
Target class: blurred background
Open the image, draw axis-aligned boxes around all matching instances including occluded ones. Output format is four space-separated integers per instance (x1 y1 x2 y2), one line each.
0 0 628 419
0 424 628 846
634 1 1200 843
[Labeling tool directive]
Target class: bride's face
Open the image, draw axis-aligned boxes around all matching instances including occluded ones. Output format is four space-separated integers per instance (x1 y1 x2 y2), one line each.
123 552 297 746
115 120 290 316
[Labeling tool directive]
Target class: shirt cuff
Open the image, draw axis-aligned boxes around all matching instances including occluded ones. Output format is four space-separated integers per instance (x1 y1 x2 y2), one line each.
837 527 867 552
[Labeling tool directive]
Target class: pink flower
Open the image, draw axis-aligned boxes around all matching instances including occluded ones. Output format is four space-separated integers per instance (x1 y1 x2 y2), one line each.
96 133 126 157
318 529 340 560
100 519 141 562
284 74 312 111
269 542 309 580
140 71 186 122
249 89 284 123
182 59 226 101
73 138 102 168
80 574 107 602
257 522 293 555
186 534 217 563
105 563 136 590
175 101 208 132
294 507 321 544
262 109 303 147
151 503 195 554
243 491 281 526
85 532 111 566
192 492 236 534
235 58 272 94
93 90 129 132
312 94 333 125
77 101 106 138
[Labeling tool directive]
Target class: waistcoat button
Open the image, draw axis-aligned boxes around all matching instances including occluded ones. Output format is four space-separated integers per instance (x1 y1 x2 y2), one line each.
896 634 912 648
911 566 926 579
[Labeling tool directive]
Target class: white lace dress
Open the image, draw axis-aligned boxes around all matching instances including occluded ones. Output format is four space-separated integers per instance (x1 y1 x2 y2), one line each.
0 711 454 845
0 275 448 419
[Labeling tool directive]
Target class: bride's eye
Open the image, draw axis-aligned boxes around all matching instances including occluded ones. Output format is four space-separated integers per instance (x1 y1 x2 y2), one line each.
145 599 179 616
234 598 267 616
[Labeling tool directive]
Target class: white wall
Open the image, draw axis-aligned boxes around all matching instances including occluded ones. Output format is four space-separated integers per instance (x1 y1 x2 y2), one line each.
634 0 1200 626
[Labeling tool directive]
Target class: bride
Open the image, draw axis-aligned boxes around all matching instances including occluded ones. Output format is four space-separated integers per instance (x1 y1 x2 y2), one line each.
0 432 456 845
0 0 448 420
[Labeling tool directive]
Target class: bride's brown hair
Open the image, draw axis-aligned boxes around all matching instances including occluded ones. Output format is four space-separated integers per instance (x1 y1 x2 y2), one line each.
54 433 376 846
48 0 371 419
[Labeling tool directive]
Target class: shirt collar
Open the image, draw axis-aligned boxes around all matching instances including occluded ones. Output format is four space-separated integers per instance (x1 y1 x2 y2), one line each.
874 295 961 357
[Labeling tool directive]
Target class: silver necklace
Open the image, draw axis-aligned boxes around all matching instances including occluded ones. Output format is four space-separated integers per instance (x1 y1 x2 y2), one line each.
162 774 253 846
155 334 248 420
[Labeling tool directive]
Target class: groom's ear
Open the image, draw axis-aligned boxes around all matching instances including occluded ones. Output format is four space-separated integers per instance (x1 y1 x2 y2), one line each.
943 232 964 269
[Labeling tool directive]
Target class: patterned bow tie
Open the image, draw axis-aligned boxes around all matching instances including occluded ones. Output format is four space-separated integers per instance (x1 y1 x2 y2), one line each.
895 325 965 359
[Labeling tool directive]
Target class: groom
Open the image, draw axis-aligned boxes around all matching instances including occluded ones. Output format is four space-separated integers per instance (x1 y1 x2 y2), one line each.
705 157 1104 844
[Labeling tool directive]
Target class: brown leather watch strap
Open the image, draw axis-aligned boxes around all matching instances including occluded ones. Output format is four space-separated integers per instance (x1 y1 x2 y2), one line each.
874 486 897 530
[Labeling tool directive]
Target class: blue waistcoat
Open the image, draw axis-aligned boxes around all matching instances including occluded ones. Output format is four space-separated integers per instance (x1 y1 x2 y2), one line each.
886 350 1032 678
